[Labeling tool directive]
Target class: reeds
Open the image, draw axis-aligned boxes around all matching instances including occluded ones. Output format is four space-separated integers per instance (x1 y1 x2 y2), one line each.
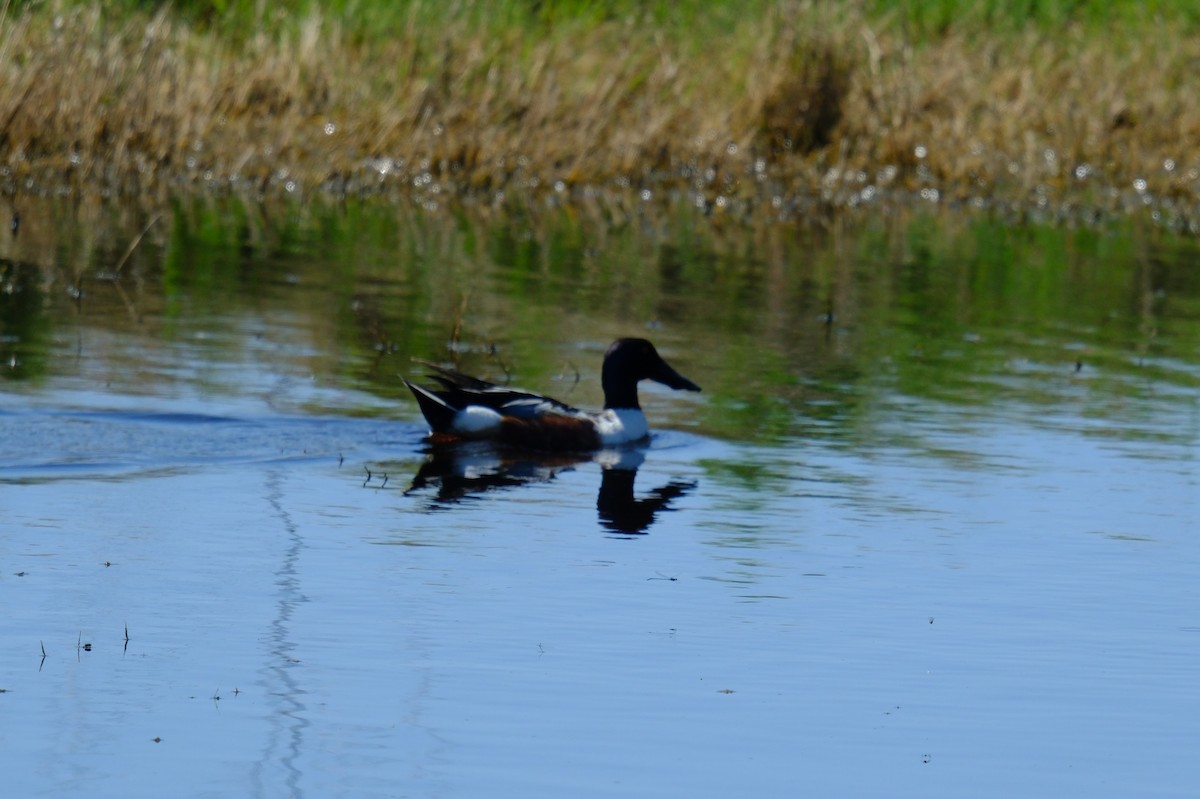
1 1 1199 221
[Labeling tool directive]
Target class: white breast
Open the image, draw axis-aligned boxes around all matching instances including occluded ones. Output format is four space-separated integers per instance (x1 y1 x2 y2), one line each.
593 408 649 445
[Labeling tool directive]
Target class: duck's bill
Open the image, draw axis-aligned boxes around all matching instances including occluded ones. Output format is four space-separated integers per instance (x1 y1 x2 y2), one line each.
653 362 701 392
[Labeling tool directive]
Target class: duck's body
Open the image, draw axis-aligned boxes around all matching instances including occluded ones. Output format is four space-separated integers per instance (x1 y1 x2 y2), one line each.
405 338 700 451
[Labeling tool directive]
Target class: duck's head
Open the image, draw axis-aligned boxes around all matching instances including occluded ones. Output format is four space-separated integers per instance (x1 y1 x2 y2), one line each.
601 338 701 409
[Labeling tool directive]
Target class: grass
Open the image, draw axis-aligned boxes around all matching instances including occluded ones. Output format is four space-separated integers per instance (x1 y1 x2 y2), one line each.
2 0 1200 224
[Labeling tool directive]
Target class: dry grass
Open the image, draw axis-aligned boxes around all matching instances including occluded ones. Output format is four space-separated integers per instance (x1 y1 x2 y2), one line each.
1 1 1199 221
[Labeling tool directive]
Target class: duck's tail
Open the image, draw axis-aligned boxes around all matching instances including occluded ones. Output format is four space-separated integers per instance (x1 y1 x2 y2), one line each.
404 380 458 433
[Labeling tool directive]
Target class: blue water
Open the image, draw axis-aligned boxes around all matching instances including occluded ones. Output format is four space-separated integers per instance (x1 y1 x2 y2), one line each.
3 200 1199 796
2 385 1196 798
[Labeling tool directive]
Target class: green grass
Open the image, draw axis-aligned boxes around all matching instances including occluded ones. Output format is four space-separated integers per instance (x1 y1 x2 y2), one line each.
879 0 1200 33
95 0 1200 38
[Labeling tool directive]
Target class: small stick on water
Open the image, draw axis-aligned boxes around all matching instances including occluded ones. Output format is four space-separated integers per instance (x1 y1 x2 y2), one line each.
112 213 163 276
381 473 389 488
41 640 46 657
647 572 678 581
450 295 468 353
363 466 372 487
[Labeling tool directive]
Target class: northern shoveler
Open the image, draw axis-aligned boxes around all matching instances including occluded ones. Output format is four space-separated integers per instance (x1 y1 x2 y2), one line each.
404 338 701 451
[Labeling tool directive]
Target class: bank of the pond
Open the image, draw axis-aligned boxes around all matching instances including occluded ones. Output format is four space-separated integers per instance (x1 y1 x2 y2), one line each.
2 1 1200 228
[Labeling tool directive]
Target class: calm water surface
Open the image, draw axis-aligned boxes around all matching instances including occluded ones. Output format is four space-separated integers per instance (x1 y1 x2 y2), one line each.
1 198 1198 797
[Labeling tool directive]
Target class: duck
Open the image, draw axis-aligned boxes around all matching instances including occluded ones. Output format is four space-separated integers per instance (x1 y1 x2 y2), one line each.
404 338 701 451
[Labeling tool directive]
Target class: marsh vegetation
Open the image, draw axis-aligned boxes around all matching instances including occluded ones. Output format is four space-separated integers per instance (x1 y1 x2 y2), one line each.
2 1 1199 226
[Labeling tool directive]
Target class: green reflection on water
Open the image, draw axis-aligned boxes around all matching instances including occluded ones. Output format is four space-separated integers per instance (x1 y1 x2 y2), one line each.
2 197 1197 449
1 258 52 381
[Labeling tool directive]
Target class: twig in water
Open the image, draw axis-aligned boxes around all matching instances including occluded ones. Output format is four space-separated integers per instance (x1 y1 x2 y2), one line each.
112 213 163 276
109 279 141 325
450 292 471 356
493 350 512 384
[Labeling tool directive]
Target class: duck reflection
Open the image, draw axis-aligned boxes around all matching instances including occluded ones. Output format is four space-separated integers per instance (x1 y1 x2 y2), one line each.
406 440 587 503
596 468 698 535
405 442 696 535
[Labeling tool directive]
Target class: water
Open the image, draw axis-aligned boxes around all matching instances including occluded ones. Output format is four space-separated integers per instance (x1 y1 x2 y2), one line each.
2 198 1198 797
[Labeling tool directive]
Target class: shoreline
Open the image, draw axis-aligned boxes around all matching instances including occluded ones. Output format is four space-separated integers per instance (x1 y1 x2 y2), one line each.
2 2 1199 229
